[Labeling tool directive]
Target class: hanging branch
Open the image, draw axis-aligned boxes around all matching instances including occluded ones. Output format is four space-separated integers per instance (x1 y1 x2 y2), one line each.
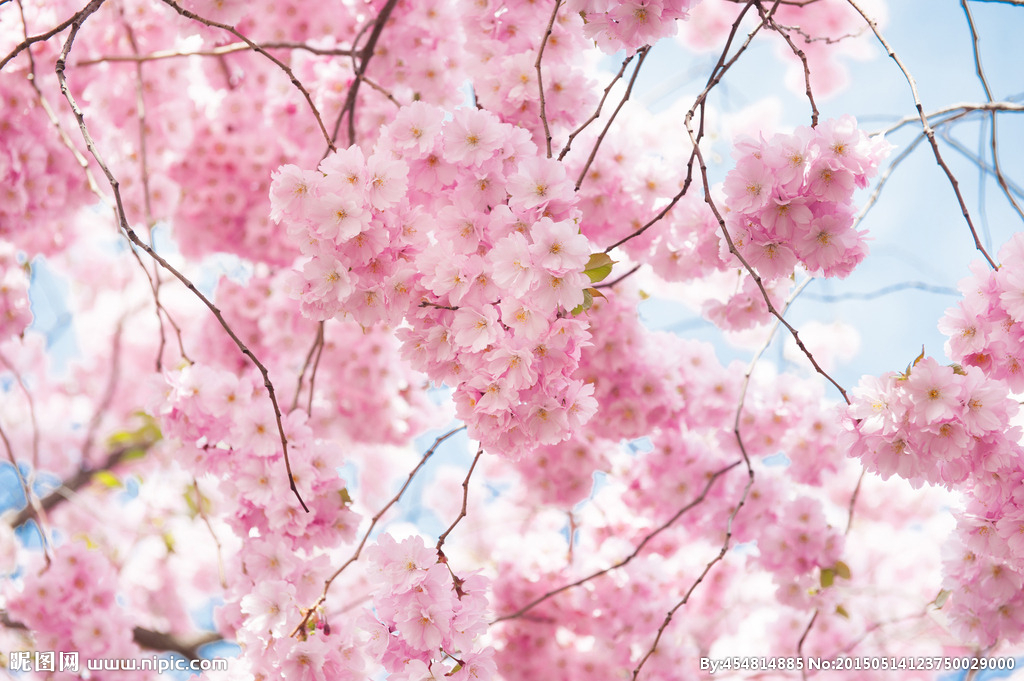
630 277 814 680
74 40 355 66
847 0 998 269
558 52 636 161
603 0 762 253
331 0 401 148
291 321 325 414
757 0 819 127
960 0 1024 225
535 0 562 158
574 46 650 191
53 7 308 512
492 459 742 624
436 447 484 557
686 120 850 403
290 425 468 638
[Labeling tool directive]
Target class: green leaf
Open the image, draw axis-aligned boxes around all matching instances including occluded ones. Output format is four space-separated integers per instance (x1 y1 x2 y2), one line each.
834 560 851 580
92 470 122 489
934 589 952 609
570 288 594 316
339 488 353 505
820 568 835 589
163 531 176 554
123 447 148 462
583 253 617 284
835 604 850 619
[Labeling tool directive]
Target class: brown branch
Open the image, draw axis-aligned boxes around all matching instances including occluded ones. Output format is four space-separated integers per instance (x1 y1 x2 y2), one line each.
291 321 325 413
797 609 819 681
574 46 650 191
131 627 221 662
290 426 467 638
603 0 762 253
53 11 308 512
847 0 997 269
1 2 91 70
8 442 151 528
558 52 636 162
0 347 39 471
593 263 641 289
362 75 401 108
845 468 866 535
0 421 51 563
331 0 400 148
492 459 743 624
535 0 562 158
192 479 227 589
74 40 355 66
2 613 218 662
629 277 812 681
759 1 819 127
960 0 1024 225
684 97 850 404
436 448 483 556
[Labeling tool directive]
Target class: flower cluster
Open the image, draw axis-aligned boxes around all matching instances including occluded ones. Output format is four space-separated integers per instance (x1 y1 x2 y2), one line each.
723 115 890 281
567 0 699 54
939 233 1024 392
0 77 91 256
270 103 599 458
365 534 496 680
843 327 1024 646
842 357 1017 489
6 542 144 675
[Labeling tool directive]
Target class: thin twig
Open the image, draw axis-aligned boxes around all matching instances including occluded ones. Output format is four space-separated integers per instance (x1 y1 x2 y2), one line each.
558 53 635 162
7 442 153 528
331 0 400 148
1 2 89 70
290 426 467 637
535 0 562 158
53 11 308 512
574 46 650 191
879 100 1024 137
758 1 819 127
436 448 483 556
802 281 958 302
848 0 997 268
603 0 762 253
74 40 355 66
291 322 325 413
961 0 1024 224
0 420 52 563
797 609 819 681
630 275 814 680
0 348 39 471
845 468 866 535
593 263 641 289
192 479 227 588
492 459 742 624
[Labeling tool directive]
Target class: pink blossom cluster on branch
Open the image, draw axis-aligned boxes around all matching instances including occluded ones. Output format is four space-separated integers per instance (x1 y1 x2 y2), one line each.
270 104 599 458
3 0 1024 677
